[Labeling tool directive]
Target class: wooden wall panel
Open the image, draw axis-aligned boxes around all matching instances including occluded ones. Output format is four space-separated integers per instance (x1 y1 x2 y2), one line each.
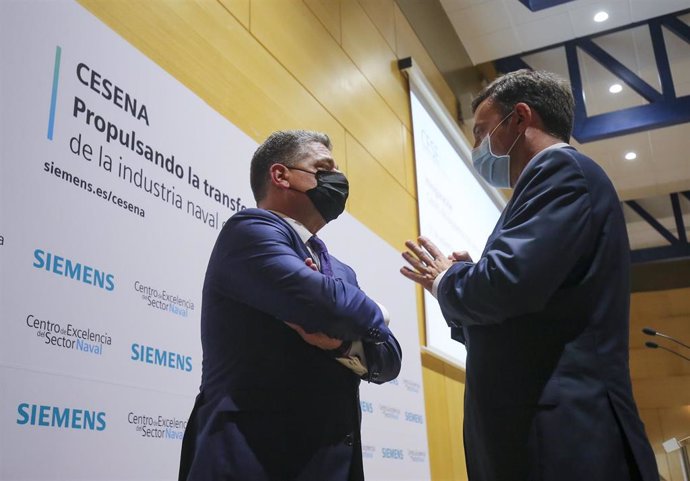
633 377 690 409
345 133 417 247
78 0 346 161
341 0 410 130
304 0 342 44
630 346 689 380
251 0 406 187
422 352 469 481
444 363 468 480
422 353 455 481
357 0 396 52
217 0 249 29
402 123 417 197
393 4 458 121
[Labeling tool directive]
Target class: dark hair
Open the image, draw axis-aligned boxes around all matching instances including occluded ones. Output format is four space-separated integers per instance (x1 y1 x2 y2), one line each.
250 130 332 202
471 69 574 142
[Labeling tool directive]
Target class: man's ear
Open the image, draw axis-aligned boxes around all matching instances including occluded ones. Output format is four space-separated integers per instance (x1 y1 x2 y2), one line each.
269 163 290 189
514 102 533 132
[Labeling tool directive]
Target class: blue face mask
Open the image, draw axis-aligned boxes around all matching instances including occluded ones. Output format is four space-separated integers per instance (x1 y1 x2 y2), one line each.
472 111 521 188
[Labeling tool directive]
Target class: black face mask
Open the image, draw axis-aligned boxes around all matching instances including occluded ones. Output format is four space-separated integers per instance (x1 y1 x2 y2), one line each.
288 167 349 222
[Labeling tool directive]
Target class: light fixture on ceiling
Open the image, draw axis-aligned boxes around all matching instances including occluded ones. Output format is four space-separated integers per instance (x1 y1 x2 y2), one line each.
625 152 637 161
609 83 623 94
594 11 609 23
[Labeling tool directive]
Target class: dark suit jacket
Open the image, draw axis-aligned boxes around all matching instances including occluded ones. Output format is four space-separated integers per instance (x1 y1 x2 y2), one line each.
438 147 658 481
179 208 402 481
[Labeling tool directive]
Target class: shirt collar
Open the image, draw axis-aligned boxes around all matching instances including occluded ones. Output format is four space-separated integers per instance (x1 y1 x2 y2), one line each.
269 210 313 244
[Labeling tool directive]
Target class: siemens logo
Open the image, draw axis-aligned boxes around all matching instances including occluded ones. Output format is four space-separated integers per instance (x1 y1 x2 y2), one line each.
16 403 106 431
381 448 404 460
33 249 115 291
131 343 192 372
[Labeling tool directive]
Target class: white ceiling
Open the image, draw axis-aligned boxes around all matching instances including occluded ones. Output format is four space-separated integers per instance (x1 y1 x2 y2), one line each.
440 0 690 64
437 1 690 251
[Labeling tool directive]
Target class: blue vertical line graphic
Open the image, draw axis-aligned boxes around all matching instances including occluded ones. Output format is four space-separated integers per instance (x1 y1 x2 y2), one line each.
47 46 62 140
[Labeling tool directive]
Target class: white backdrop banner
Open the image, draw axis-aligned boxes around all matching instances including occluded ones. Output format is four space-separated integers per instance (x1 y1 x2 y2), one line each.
0 1 429 480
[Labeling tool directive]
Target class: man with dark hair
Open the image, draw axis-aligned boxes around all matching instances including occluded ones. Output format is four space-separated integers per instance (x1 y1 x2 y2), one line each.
401 70 658 480
179 130 402 481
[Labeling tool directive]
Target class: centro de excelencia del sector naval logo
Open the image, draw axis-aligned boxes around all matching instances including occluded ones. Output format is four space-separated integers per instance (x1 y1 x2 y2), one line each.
29 248 113 355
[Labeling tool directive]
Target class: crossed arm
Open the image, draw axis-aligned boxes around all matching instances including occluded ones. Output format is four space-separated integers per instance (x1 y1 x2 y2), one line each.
288 257 402 383
213 213 401 381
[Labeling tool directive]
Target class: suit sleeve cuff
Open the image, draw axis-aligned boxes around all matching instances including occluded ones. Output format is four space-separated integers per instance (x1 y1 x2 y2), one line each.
432 268 450 298
335 340 368 376
375 302 390 326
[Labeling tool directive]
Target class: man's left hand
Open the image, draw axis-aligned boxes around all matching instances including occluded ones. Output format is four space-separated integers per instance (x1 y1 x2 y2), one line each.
285 322 345 350
400 236 455 292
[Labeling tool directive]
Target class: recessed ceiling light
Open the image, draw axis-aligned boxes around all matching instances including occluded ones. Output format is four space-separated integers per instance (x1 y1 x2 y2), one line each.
594 11 609 23
609 83 623 94
625 152 637 160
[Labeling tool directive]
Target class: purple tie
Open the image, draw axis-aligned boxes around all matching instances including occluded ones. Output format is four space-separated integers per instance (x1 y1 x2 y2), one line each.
308 235 333 277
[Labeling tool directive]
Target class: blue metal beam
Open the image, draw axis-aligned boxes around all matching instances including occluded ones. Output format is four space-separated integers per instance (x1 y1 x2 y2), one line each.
663 16 690 44
494 9 690 143
671 193 687 244
494 56 531 74
564 42 587 121
573 96 690 142
649 19 676 99
517 0 576 12
625 200 679 245
627 191 690 264
577 38 662 103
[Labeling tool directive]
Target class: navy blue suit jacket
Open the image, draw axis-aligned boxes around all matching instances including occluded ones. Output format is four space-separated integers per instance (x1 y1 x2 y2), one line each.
438 147 658 481
179 209 402 481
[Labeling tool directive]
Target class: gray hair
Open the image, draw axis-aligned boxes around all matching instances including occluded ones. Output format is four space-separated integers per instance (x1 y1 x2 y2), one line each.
250 130 332 202
472 69 574 143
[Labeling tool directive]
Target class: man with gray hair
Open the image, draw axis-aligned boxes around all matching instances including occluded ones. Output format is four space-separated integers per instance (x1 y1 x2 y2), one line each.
401 70 658 480
180 130 402 481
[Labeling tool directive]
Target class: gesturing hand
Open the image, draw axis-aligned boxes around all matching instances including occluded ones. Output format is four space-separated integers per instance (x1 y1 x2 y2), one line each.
400 236 471 292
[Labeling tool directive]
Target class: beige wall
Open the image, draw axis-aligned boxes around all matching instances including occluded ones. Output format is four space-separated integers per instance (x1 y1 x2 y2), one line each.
77 0 468 479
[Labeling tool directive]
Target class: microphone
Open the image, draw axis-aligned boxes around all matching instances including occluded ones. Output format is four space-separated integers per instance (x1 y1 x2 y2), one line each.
642 327 690 350
645 341 690 362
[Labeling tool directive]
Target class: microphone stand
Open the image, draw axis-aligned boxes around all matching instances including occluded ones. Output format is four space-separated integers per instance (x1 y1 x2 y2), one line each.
645 342 690 362
642 327 690 362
